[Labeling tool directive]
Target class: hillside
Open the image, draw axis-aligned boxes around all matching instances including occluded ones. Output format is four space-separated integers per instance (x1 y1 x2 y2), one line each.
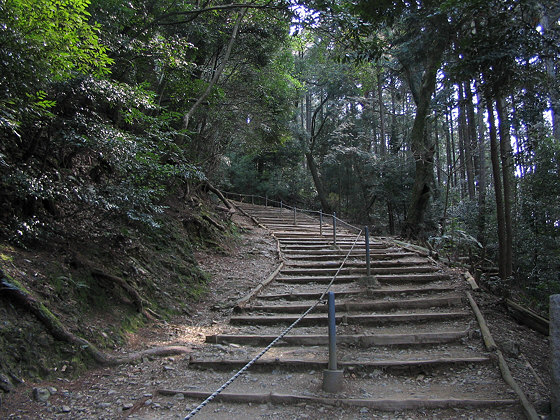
0 191 239 401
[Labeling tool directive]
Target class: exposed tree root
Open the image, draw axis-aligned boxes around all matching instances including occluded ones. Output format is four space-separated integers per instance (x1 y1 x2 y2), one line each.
69 252 159 320
90 268 151 318
0 270 190 366
202 181 234 211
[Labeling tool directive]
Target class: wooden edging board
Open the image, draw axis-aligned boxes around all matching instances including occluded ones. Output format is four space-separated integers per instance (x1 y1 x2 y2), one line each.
158 389 518 410
466 291 540 420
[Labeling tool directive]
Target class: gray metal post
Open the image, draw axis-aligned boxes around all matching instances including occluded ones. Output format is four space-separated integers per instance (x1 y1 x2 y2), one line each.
327 291 337 370
323 291 343 392
320 210 323 236
293 206 297 225
265 195 268 207
365 226 371 277
332 212 337 246
280 200 283 209
551 294 560 419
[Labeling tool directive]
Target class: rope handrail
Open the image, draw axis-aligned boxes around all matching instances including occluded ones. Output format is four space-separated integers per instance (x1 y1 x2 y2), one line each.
183 213 364 419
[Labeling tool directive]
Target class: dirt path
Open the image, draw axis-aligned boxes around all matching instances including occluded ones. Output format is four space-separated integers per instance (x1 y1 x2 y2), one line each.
0 205 551 419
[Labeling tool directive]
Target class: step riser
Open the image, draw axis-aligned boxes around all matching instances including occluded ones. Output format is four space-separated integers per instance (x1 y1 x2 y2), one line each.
206 331 468 346
245 297 463 313
230 312 469 326
188 357 491 372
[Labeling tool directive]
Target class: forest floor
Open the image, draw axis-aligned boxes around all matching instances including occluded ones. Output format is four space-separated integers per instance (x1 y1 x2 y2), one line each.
0 209 552 419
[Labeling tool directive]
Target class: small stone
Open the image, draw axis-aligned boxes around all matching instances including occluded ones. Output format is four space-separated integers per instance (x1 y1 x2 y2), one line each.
360 407 369 413
163 365 175 371
47 386 57 395
145 399 153 406
98 402 111 408
32 387 51 402
108 390 117 395
0 374 14 393
123 402 134 410
61 406 71 413
501 340 520 357
175 393 185 400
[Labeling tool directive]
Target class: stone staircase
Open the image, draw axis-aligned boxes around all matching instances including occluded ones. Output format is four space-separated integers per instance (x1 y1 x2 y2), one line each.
178 202 525 419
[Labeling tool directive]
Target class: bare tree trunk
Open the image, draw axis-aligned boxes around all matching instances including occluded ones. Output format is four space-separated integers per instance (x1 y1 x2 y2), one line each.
458 84 476 199
182 8 247 130
465 82 479 194
496 96 514 278
305 92 312 133
445 110 453 186
377 68 387 156
487 98 507 279
434 109 442 186
475 86 487 254
306 152 331 213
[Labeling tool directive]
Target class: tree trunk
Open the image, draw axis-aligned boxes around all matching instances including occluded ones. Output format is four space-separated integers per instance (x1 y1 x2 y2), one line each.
496 95 514 278
377 68 386 156
182 8 247 130
445 110 453 186
403 91 436 238
462 82 477 199
487 98 508 279
305 152 331 213
457 85 469 198
475 86 487 254
434 109 442 186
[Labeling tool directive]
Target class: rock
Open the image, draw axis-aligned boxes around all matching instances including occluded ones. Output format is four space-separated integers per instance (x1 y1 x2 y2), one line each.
145 399 153 406
501 340 520 357
32 387 51 402
123 402 134 410
47 386 57 395
61 405 71 413
0 374 14 392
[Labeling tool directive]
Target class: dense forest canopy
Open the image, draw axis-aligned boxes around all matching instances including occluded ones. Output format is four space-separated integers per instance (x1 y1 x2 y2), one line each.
0 0 559 310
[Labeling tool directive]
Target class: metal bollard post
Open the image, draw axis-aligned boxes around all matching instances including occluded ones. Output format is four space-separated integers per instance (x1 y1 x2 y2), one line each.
320 210 323 236
293 207 297 225
551 294 560 419
365 226 371 277
280 200 283 209
332 212 337 246
265 195 268 207
323 291 343 392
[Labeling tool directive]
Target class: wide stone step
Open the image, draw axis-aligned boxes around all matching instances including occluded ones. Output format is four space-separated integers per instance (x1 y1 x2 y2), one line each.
279 266 438 276
244 295 464 313
187 355 491 372
164 390 517 412
275 272 450 284
283 258 430 268
206 329 469 346
257 285 458 301
230 311 470 326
